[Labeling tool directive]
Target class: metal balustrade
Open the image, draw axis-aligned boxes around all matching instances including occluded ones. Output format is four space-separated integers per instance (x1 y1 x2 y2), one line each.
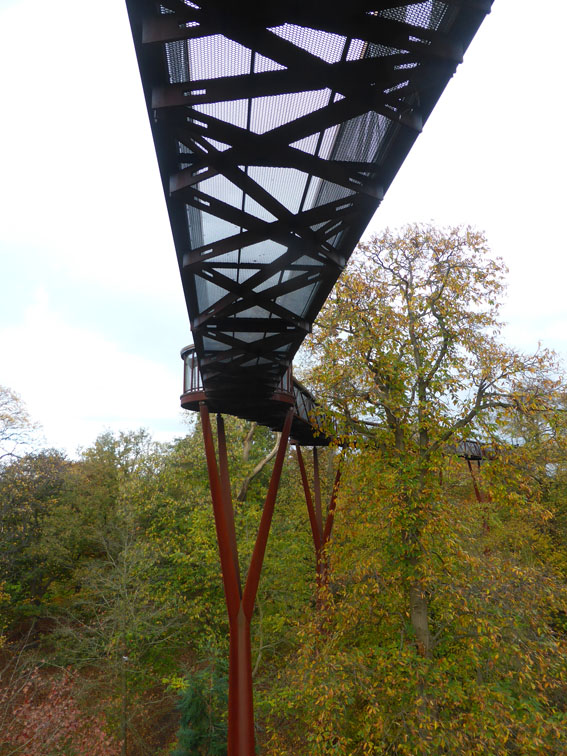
181 344 326 444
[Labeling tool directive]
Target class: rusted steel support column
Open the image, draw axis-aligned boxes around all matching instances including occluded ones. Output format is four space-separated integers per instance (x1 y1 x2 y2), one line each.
295 446 321 551
228 607 254 754
200 404 241 619
320 467 341 586
312 447 323 538
296 446 341 603
296 446 324 595
199 404 293 756
242 408 294 618
466 458 492 540
466 458 483 504
217 415 242 590
323 467 341 544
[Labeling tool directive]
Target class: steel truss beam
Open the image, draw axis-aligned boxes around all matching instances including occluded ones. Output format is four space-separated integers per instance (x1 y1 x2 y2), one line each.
199 404 294 755
126 0 492 425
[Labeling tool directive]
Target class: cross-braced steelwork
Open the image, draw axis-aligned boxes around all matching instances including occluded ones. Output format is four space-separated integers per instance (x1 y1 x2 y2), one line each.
126 2 493 752
126 0 493 433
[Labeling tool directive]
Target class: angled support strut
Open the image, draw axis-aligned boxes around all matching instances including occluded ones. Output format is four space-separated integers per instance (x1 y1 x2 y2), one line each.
466 457 491 536
296 446 341 606
200 404 294 756
466 458 483 504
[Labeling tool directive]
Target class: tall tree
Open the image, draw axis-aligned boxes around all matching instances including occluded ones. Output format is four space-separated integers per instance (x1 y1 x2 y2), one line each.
0 450 70 608
0 385 38 461
304 224 559 656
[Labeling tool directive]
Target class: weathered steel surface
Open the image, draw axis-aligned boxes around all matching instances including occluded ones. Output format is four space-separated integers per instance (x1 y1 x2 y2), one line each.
200 405 294 755
296 446 341 604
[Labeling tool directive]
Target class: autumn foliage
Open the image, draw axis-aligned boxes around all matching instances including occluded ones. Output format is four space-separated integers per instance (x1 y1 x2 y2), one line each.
2 667 120 756
1 226 567 754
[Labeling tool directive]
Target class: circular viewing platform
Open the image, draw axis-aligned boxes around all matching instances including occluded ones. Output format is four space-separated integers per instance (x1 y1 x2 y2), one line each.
180 345 328 446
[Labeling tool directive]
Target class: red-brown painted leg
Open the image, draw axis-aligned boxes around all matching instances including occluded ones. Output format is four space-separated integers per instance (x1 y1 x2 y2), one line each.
312 447 323 539
199 404 241 619
322 467 341 546
320 467 342 593
296 448 342 607
466 458 483 504
242 407 294 618
466 458 490 539
217 414 242 592
228 607 254 755
200 404 294 756
295 446 321 552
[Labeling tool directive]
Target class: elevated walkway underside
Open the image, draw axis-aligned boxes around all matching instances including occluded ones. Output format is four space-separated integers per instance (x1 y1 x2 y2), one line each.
126 0 492 442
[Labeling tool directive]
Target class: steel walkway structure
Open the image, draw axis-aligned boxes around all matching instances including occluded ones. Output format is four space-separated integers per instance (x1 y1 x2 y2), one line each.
126 0 492 441
125 1 493 752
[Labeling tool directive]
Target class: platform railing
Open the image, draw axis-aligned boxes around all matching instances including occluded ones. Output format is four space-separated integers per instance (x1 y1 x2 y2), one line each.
182 345 203 395
181 344 294 404
180 345 325 443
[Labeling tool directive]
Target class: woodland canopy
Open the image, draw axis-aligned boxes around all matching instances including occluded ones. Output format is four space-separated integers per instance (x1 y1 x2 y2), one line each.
1 225 567 755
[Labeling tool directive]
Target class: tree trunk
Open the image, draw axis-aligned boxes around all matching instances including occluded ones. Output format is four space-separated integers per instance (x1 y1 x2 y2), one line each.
409 582 432 657
237 432 281 502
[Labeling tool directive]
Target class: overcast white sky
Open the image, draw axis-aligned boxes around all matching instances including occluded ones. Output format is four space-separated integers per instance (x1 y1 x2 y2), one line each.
1 0 566 457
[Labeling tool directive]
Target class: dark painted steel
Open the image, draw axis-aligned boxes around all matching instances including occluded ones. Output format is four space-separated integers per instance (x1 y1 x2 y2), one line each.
199 403 294 755
451 440 497 461
125 0 493 434
125 3 493 747
182 344 328 445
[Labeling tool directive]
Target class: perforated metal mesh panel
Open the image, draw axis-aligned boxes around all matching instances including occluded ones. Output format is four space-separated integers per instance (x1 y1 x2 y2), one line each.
126 0 493 432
